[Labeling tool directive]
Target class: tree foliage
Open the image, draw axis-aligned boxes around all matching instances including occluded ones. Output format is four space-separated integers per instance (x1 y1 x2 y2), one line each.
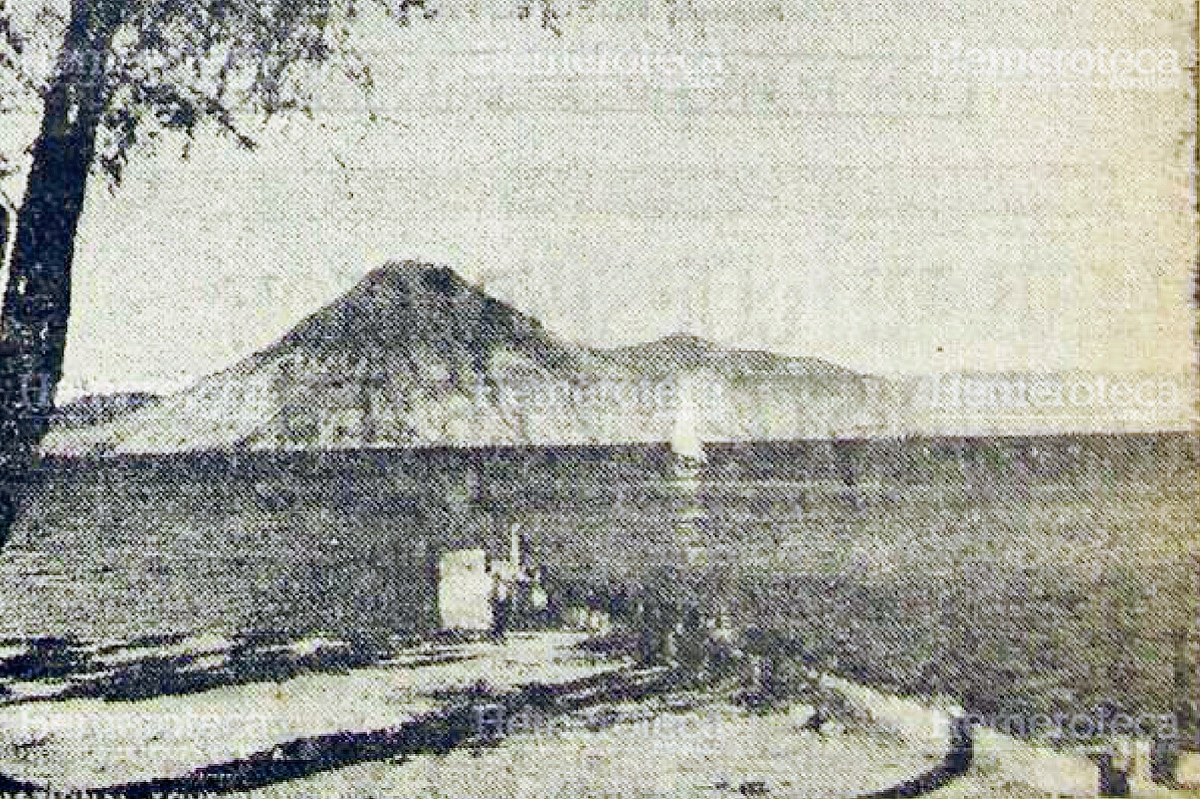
0 0 414 183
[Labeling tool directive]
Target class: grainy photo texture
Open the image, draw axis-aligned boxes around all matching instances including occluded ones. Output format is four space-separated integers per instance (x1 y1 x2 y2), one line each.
0 0 1194 796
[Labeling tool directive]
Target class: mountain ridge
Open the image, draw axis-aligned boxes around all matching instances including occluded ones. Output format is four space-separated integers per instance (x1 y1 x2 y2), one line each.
44 261 1183 455
43 262 884 455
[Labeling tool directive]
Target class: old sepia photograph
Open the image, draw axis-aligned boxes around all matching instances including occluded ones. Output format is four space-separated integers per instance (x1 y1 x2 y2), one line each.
0 0 1194 795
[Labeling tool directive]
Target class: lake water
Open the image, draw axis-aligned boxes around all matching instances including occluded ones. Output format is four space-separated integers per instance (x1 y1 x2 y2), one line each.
5 434 1197 722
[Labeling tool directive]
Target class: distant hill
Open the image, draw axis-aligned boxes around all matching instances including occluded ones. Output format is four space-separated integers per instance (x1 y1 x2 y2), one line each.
594 333 859 380
42 262 890 456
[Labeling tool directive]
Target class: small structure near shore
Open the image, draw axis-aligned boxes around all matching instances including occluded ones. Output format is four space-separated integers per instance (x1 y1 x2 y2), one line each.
437 548 493 631
437 525 547 634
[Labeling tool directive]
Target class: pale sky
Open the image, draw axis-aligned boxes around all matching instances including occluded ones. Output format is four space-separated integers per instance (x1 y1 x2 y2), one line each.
2 0 1193 398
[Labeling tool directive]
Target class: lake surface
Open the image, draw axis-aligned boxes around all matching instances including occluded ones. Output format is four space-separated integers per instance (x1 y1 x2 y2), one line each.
6 434 1197 723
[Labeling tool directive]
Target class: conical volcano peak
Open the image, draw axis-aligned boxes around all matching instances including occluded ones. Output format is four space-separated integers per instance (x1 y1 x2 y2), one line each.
275 261 486 351
41 260 883 455
269 259 578 382
361 261 468 300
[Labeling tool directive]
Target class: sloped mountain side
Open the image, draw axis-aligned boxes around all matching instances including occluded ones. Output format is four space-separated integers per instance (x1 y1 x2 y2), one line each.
51 392 161 429
44 262 893 455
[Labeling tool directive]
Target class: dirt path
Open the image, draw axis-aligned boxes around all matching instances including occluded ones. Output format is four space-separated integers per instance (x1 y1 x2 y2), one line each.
105 666 679 796
856 717 972 799
0 632 621 791
0 632 1113 798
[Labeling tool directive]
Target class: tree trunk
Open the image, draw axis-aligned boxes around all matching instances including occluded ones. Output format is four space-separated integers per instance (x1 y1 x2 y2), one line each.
0 1 117 546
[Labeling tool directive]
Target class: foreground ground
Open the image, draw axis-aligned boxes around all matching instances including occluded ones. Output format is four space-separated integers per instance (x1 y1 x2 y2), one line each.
0 628 1188 798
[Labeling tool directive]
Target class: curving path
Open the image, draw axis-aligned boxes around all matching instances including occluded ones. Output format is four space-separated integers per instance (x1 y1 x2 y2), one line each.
0 659 974 797
856 716 974 799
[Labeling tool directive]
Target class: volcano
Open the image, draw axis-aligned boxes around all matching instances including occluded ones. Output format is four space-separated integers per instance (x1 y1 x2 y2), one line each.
43 262 889 455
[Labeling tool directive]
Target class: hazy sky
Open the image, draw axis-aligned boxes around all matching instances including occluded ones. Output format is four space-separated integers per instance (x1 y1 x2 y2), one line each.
3 0 1193 397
